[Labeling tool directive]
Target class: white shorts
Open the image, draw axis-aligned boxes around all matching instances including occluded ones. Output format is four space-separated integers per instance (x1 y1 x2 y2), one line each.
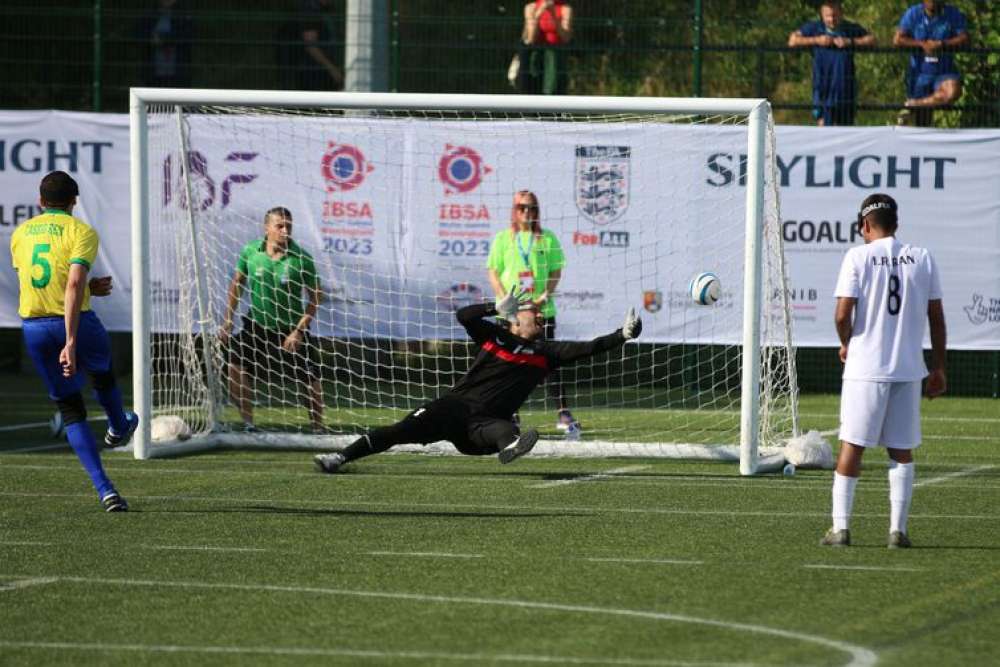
838 379 922 449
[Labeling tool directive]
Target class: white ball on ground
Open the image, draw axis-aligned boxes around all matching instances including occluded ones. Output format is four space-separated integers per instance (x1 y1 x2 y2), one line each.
782 463 796 477
151 415 192 442
689 272 721 306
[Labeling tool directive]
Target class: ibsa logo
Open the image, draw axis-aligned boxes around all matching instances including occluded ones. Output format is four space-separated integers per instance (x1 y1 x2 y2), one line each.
436 283 483 311
572 230 630 248
963 293 1000 325
322 142 373 193
438 145 491 195
643 290 662 313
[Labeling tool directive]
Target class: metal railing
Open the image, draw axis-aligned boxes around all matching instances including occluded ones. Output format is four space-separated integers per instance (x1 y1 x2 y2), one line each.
2 5 998 128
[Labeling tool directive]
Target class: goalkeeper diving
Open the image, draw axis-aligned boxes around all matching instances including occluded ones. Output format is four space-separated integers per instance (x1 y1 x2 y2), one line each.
314 287 642 472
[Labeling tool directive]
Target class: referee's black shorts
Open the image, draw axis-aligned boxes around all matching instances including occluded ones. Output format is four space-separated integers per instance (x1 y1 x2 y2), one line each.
229 317 320 383
392 396 518 456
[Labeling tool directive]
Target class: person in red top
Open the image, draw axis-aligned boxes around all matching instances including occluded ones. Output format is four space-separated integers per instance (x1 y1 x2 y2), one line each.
519 0 573 95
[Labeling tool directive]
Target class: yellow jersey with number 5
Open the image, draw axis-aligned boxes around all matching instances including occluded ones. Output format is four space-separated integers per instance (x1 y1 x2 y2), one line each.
10 209 98 318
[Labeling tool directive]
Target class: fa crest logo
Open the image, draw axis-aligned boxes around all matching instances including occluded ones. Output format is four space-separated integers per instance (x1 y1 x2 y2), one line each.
321 142 373 193
575 145 630 225
643 290 662 313
438 145 492 195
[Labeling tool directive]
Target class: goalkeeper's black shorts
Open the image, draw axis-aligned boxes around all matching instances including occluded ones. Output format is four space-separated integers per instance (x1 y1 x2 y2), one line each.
392 396 518 456
229 317 320 383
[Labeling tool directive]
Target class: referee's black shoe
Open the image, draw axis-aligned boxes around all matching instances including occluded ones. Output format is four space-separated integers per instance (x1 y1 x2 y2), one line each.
499 428 539 465
101 491 129 512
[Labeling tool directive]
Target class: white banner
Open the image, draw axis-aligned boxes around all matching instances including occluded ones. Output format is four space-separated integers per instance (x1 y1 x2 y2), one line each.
2 111 998 350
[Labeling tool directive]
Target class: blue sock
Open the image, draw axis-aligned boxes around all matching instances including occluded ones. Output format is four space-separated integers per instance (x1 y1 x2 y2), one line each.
65 422 115 498
94 385 128 434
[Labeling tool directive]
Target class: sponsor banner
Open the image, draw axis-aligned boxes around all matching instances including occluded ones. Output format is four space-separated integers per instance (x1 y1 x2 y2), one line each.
1 112 998 350
0 111 132 330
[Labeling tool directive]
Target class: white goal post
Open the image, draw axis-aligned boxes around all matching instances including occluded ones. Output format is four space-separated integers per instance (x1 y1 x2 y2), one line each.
130 89 799 474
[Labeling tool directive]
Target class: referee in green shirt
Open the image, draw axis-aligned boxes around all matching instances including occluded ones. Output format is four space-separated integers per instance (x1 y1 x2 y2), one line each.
220 207 324 432
487 189 579 436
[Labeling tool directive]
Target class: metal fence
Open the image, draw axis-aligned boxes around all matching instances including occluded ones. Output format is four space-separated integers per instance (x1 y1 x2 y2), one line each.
2 3 999 127
1 2 997 395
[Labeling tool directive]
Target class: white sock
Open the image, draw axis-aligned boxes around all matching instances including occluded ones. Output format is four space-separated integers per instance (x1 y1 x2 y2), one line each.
888 460 915 534
832 472 858 531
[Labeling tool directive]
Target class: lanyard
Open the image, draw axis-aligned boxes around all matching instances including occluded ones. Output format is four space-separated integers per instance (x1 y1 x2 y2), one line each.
516 231 536 268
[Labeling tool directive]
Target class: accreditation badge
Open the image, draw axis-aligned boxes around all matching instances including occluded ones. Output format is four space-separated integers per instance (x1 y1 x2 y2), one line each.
518 271 535 294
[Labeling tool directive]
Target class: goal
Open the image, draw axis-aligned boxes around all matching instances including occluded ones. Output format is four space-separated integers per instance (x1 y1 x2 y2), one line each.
130 89 799 474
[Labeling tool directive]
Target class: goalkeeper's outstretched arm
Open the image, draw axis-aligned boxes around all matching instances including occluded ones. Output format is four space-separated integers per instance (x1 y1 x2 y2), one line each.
545 308 642 366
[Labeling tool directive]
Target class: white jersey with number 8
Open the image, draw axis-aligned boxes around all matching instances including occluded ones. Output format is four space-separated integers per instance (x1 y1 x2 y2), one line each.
834 236 943 382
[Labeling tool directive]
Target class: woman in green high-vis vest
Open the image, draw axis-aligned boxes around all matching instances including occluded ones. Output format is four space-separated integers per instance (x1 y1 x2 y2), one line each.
487 190 580 436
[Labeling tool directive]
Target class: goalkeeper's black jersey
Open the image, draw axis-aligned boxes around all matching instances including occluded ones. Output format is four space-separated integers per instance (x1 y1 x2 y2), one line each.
448 303 626 420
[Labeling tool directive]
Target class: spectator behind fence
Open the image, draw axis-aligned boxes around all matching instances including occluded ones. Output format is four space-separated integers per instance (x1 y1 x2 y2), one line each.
518 0 573 95
276 0 344 91
788 1 874 127
894 0 969 127
137 0 194 88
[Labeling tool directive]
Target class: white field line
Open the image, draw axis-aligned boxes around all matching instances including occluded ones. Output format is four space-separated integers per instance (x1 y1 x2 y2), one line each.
801 412 1000 424
803 564 923 573
0 415 104 434
531 465 651 488
366 551 484 559
5 462 1000 493
0 541 54 547
0 490 996 522
1 443 71 453
0 576 58 592
585 557 703 566
141 545 269 553
914 465 995 488
0 640 759 667
0 574 878 667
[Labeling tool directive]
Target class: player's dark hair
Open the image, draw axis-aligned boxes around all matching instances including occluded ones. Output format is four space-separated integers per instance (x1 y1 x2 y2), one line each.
857 193 898 232
265 206 293 223
39 170 79 209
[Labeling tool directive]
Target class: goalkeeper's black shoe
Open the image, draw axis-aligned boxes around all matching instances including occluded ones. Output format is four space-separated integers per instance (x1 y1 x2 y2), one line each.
101 491 129 512
498 428 539 465
314 452 346 474
104 412 140 448
819 527 850 547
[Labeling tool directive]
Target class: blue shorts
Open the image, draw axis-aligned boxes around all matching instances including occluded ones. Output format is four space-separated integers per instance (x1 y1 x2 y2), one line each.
907 72 960 100
22 310 114 401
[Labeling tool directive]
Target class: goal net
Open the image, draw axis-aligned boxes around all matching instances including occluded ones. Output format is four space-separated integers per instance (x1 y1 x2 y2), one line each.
130 90 798 474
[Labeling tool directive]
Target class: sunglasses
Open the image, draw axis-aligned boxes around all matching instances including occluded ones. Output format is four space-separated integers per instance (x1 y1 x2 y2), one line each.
516 204 539 212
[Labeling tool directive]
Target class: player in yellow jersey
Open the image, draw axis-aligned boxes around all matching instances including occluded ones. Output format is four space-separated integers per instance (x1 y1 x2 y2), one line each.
10 171 138 512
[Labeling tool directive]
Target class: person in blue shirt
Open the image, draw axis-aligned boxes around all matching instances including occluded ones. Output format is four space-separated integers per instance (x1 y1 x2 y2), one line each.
894 0 969 127
788 1 875 127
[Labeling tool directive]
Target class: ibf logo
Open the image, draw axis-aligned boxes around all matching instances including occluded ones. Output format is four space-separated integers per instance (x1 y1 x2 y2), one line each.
162 151 258 211
572 230 630 248
438 144 491 195
322 142 373 193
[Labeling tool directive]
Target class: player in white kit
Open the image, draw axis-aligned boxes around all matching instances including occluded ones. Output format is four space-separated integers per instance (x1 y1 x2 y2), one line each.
821 193 947 548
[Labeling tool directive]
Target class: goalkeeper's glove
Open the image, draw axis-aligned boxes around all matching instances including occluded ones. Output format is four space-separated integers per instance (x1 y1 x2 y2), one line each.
496 284 527 320
622 307 642 340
